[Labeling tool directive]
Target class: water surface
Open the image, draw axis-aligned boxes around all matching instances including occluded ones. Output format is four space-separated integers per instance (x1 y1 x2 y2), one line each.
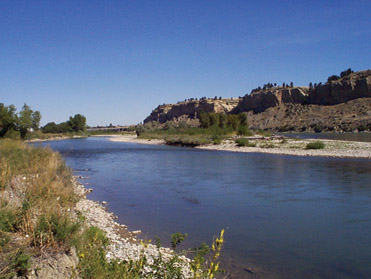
41 137 371 279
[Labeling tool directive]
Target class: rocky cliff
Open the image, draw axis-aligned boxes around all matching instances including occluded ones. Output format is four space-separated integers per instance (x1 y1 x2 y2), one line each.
306 70 371 105
233 87 309 114
144 98 240 123
233 70 371 113
143 70 371 132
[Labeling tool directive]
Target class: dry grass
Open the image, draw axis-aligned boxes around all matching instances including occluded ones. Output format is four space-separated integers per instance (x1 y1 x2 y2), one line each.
0 139 78 249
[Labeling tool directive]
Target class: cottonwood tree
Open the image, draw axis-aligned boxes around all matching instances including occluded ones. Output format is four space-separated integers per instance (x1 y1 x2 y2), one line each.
68 114 87 132
18 104 33 139
0 103 17 137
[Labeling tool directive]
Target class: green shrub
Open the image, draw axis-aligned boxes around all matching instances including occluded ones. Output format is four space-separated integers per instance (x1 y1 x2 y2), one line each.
0 246 31 278
306 141 325 150
211 134 222 145
235 138 256 147
32 213 81 248
237 126 253 136
171 232 188 249
0 208 22 232
11 249 31 277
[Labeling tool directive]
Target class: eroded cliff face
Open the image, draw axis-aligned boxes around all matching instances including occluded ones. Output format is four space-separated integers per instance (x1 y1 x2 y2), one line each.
143 70 371 132
306 70 371 105
234 70 371 113
233 87 309 114
144 98 240 123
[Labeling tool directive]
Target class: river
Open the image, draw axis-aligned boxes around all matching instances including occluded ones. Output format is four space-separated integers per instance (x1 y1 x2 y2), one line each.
40 137 371 279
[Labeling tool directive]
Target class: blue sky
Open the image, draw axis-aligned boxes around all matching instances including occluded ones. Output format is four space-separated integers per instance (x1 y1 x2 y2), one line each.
1 0 370 126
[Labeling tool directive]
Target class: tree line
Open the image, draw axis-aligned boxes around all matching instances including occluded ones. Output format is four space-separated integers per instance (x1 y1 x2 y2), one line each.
0 103 41 139
42 114 86 133
0 102 86 139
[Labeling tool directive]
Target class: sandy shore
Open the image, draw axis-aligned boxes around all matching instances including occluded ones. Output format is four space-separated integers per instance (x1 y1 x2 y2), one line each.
107 135 371 159
108 134 165 145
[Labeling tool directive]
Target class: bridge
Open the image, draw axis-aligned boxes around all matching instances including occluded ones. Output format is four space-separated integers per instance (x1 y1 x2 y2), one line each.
86 126 132 132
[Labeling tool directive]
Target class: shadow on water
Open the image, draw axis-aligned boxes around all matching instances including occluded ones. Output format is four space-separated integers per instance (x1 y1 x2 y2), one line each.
40 137 371 279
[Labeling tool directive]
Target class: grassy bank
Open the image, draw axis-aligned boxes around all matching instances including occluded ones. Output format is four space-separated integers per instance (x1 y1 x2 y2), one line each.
0 140 225 278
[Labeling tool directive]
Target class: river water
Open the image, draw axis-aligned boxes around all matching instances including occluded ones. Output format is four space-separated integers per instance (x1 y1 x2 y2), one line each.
41 137 371 279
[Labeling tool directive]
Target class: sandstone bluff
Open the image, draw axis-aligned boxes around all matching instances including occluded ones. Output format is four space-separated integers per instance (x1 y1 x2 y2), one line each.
144 70 371 132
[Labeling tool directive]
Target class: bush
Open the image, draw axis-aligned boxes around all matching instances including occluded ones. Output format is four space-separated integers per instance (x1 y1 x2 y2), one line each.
171 232 187 249
237 126 253 136
0 248 31 278
211 134 222 145
235 138 256 147
0 208 22 232
32 213 81 247
306 141 325 150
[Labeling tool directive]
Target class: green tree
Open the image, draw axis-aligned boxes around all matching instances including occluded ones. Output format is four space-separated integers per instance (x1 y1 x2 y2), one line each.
18 104 33 139
340 68 353 78
0 103 17 137
208 113 219 127
42 122 58 133
238 113 248 127
31 111 42 130
198 110 210 128
227 115 239 131
218 113 228 129
68 114 86 132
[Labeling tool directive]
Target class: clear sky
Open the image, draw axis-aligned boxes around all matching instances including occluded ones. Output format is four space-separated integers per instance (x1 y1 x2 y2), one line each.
1 0 370 126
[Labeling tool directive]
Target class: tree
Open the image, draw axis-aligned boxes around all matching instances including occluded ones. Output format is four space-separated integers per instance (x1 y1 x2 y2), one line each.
18 104 33 139
198 110 210 128
227 115 239 131
68 114 86 132
327 75 340 83
208 113 219 127
238 113 248 127
0 103 17 137
340 68 353 78
32 111 41 130
42 122 58 133
218 113 228 129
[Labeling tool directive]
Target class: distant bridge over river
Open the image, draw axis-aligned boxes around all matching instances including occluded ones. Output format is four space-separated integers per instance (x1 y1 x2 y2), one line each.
87 126 133 132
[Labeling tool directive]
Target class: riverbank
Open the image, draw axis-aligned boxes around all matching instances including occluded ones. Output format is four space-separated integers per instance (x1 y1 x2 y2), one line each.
0 140 204 278
107 135 371 159
73 179 193 277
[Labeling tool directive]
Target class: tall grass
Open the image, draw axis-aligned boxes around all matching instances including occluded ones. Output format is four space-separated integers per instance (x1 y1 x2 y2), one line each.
0 139 79 277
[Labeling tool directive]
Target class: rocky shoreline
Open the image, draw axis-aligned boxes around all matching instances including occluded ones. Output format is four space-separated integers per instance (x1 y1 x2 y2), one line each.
73 178 193 277
107 135 371 159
